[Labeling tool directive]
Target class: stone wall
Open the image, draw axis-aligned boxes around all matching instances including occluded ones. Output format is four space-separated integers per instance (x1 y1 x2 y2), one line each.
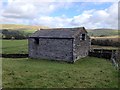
73 33 90 61
28 38 73 62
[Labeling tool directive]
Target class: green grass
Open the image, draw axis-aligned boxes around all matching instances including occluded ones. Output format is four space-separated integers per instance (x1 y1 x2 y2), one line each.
23 29 36 34
88 29 118 36
1 40 28 54
2 57 118 88
1 39 119 88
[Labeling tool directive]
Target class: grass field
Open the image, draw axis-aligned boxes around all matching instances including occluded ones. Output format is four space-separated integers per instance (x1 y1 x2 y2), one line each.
2 57 118 88
1 39 119 88
1 40 28 54
88 29 118 36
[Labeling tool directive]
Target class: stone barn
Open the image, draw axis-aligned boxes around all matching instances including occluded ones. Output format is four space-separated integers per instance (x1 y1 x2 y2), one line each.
28 27 90 63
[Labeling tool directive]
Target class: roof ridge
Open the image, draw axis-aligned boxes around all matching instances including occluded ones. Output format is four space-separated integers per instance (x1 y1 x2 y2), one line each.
30 27 87 38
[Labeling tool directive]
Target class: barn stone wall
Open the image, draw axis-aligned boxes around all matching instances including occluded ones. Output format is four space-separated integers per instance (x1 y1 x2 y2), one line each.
73 33 90 61
28 38 73 62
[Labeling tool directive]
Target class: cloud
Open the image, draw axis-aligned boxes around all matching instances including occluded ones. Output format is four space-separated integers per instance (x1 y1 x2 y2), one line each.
2 0 56 19
33 2 118 29
0 16 31 25
0 0 3 14
32 16 72 27
80 0 119 2
2 0 74 20
2 4 37 19
1 1 118 29
69 2 118 29
71 10 94 25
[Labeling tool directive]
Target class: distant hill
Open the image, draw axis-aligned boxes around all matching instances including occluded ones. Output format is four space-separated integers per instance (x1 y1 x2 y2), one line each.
0 24 49 30
87 29 118 36
0 24 49 39
0 24 119 38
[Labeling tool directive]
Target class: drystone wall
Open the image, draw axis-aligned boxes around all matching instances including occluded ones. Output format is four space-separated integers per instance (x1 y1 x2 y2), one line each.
28 38 73 62
73 34 90 61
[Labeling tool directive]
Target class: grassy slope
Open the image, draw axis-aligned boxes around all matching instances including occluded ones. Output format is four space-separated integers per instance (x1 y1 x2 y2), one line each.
0 24 49 36
2 57 118 88
88 29 118 36
1 24 49 30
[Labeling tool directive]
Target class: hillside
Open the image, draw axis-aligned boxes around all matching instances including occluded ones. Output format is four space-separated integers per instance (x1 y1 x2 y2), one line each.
0 24 49 39
0 24 49 30
0 24 119 38
87 29 118 36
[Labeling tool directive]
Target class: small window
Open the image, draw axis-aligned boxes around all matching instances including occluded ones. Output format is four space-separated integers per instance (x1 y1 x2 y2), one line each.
34 38 39 45
80 34 86 40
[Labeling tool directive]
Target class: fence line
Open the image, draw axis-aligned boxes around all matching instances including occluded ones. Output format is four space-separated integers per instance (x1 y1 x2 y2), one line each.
89 49 119 70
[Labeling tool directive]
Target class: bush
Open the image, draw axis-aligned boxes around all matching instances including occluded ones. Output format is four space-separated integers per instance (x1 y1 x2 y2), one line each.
1 29 30 39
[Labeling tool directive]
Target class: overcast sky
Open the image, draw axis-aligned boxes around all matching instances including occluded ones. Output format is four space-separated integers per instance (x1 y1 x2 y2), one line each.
0 0 119 29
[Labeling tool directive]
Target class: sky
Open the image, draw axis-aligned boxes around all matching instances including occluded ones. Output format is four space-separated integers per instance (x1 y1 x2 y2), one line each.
0 0 119 29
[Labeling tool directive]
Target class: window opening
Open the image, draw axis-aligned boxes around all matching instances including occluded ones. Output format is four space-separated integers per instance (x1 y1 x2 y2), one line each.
34 38 39 45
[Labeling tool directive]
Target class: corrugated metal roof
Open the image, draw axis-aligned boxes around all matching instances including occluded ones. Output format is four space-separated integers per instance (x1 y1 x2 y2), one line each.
30 27 87 38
